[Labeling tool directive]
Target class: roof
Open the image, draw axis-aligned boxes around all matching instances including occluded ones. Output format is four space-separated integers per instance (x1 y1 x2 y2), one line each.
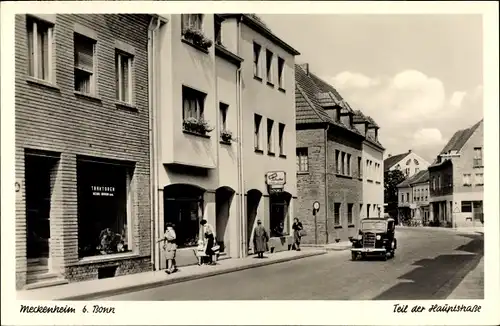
218 14 300 55
384 152 409 172
397 170 429 188
439 119 483 155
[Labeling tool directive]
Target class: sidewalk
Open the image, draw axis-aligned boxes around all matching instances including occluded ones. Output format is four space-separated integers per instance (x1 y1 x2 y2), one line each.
397 226 484 235
447 256 484 299
17 248 326 301
304 241 352 251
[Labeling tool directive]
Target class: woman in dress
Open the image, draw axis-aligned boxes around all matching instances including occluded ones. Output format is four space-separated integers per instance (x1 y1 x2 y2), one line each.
200 219 217 265
253 219 269 258
292 217 304 251
159 223 177 274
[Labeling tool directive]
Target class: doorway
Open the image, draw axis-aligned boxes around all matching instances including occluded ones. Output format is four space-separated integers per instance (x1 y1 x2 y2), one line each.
246 189 262 252
25 151 59 269
215 187 235 254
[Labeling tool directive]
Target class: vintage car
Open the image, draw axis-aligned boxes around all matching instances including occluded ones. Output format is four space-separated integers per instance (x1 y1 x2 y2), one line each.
349 217 397 261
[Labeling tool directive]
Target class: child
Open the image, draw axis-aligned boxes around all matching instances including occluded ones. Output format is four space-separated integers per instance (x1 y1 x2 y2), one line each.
195 239 207 265
158 223 177 274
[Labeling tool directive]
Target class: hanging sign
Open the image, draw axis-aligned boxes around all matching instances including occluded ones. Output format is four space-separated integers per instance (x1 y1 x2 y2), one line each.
265 171 286 186
91 185 116 197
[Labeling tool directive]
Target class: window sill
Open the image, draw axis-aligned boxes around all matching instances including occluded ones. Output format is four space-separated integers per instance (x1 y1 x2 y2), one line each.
26 76 60 91
181 38 210 54
266 81 275 88
183 130 211 139
255 148 264 154
358 177 363 181
334 225 343 229
279 154 287 159
115 101 138 113
336 173 353 179
297 171 309 175
220 140 232 145
367 179 374 183
254 75 263 82
278 87 286 93
348 224 355 228
473 165 484 169
75 252 140 265
74 91 102 103
267 151 276 157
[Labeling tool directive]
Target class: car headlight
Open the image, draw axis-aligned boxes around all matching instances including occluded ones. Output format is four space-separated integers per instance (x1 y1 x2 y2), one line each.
376 235 381 240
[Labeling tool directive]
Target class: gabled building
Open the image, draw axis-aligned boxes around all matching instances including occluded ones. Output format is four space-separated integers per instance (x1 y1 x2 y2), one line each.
428 119 483 228
295 63 383 244
397 170 430 224
384 149 430 178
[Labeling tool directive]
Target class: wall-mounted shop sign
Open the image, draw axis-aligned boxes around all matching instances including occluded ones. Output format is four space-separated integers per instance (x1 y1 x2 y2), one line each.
91 185 115 197
266 171 286 194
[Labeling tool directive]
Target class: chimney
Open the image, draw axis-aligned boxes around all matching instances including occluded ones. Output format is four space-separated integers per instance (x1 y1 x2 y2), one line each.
388 154 392 158
299 63 309 75
408 149 412 153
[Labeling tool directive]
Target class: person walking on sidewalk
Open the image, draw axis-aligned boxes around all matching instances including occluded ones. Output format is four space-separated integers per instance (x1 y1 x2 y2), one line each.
200 219 218 265
160 223 177 274
292 217 304 251
253 219 269 258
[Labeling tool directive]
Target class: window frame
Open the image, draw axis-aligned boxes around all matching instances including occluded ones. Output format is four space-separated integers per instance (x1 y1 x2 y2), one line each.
296 147 309 173
254 114 262 151
358 157 362 178
253 42 262 79
277 56 285 89
115 50 134 105
181 14 204 32
182 86 206 121
334 203 341 226
267 118 275 154
347 203 353 225
219 102 229 132
475 173 484 186
278 123 285 156
26 16 54 83
473 147 483 167
265 49 274 85
74 32 97 95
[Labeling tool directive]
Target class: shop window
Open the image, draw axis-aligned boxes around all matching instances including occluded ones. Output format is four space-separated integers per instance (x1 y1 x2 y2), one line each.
115 50 133 104
74 33 96 94
164 184 205 248
27 16 54 82
270 194 291 237
77 157 134 258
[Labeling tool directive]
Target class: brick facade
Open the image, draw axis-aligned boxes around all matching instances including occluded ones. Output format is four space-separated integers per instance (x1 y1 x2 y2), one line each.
15 14 152 289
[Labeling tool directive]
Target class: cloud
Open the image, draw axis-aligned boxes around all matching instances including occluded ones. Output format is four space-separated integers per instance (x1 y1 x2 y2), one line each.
323 70 483 161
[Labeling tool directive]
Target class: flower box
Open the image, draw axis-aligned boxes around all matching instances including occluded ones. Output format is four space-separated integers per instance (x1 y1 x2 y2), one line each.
183 117 214 136
220 129 233 143
183 27 213 51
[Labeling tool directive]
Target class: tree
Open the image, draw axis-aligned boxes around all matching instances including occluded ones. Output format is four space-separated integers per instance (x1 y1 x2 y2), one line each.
384 169 406 222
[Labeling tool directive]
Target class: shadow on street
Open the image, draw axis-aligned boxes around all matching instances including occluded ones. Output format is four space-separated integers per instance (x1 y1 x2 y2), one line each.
373 234 484 300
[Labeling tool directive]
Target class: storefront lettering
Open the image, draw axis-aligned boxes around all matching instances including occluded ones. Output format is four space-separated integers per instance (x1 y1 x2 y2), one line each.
91 186 115 197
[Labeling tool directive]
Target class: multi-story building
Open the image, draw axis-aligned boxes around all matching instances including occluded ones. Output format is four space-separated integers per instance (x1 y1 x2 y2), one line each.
150 13 299 269
396 170 430 224
353 111 385 219
15 14 154 289
295 63 369 244
428 119 483 228
384 149 430 178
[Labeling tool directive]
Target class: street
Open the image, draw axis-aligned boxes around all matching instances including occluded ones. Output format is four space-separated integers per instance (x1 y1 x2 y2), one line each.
103 228 483 300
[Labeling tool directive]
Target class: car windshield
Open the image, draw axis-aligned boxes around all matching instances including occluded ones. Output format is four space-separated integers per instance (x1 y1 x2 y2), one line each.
361 221 386 231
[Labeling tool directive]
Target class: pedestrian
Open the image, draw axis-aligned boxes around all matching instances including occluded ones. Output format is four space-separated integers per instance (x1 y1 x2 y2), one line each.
159 222 177 274
253 219 269 258
194 239 208 265
292 217 304 251
200 219 218 265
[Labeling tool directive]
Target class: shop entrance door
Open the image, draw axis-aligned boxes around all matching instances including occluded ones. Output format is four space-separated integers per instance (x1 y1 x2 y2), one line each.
25 153 58 268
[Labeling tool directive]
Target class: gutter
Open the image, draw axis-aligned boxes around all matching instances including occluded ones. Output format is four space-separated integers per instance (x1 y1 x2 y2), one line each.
324 124 330 244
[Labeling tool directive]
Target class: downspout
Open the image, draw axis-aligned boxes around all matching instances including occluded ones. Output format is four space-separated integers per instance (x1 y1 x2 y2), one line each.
236 66 243 258
148 16 161 270
324 123 330 244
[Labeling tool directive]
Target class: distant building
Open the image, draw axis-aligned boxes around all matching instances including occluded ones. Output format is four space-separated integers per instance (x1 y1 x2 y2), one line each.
384 150 430 178
428 119 483 228
397 170 430 224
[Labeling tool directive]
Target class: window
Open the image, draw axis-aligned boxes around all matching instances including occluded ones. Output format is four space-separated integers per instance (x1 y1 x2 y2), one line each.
366 159 369 178
366 204 371 218
341 152 346 175
254 114 262 151
358 157 362 178
414 159 419 165
115 50 133 104
277 57 285 89
214 19 222 45
461 201 472 213
219 103 228 131
347 204 353 225
74 33 96 94
278 123 285 155
296 148 309 172
334 203 341 225
267 119 274 154
77 158 134 258
401 194 404 202
406 193 409 202
432 177 436 190
266 49 273 84
336 150 341 174
405 167 410 176
406 159 411 165
473 147 483 167
182 14 203 32
359 204 363 218
462 173 471 185
253 42 261 78
182 86 206 120
27 16 53 82
346 154 351 176
475 173 484 186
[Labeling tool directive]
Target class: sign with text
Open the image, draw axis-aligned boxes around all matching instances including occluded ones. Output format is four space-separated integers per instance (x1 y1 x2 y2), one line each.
265 171 286 187
91 186 115 197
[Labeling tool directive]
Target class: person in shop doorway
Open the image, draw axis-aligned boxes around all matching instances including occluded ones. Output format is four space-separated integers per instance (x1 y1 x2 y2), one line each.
253 219 269 258
159 223 177 274
292 217 304 251
200 219 218 265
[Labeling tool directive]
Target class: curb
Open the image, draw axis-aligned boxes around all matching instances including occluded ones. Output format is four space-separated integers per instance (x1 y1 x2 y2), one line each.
59 250 326 301
326 246 352 251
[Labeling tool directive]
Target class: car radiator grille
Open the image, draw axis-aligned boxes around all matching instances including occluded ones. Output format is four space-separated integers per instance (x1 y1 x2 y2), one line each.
363 233 376 248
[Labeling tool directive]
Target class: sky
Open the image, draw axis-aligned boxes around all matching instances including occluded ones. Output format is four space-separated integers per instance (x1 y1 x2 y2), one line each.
259 14 484 163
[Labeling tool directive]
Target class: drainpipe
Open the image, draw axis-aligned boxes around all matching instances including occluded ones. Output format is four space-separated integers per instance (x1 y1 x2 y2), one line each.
324 123 330 244
148 16 161 270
